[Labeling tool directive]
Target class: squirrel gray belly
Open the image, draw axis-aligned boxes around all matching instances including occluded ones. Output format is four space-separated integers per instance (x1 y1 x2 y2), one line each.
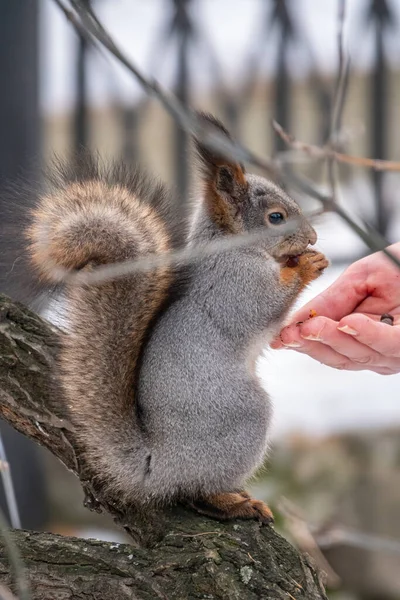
137 251 278 502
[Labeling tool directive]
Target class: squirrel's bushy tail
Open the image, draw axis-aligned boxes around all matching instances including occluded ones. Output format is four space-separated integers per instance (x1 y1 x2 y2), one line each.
26 158 180 502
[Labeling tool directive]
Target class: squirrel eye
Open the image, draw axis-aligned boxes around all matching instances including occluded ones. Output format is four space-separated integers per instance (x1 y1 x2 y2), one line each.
268 212 285 225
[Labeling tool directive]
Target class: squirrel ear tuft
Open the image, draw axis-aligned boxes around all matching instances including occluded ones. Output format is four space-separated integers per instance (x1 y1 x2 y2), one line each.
194 113 248 233
194 112 245 181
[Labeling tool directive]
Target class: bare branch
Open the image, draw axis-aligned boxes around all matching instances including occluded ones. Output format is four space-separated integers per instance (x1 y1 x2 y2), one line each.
330 0 349 143
0 436 21 529
0 294 329 598
50 0 400 287
0 509 30 600
51 210 324 287
315 526 400 556
273 120 400 172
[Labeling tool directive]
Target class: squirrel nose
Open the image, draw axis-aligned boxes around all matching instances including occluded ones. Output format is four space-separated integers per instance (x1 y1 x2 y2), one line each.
308 227 317 246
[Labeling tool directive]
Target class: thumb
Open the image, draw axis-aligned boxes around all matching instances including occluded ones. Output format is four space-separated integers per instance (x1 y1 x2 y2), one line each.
270 264 369 350
289 264 369 324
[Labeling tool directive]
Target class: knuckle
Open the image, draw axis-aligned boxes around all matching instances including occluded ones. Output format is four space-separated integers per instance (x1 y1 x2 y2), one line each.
375 368 397 376
334 361 351 371
301 318 326 339
353 354 375 365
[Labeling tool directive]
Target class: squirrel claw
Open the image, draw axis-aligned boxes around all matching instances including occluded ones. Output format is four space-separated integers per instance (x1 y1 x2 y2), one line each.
188 491 274 525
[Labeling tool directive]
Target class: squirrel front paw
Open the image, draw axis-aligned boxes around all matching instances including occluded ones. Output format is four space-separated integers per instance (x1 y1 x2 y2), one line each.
280 249 329 288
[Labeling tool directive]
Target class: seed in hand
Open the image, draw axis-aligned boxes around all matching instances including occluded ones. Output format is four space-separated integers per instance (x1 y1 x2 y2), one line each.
380 313 394 326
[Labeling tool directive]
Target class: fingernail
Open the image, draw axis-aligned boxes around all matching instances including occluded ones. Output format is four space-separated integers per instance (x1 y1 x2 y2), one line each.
282 341 303 348
337 325 358 336
301 334 322 341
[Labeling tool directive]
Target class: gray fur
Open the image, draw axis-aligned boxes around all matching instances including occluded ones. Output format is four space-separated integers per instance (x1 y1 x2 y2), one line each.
25 116 323 509
136 174 316 501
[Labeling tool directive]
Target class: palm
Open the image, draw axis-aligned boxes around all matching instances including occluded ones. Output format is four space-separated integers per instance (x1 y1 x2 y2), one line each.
272 244 400 374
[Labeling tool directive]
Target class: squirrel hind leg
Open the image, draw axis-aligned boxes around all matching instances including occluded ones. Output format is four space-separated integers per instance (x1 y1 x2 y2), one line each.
188 491 273 525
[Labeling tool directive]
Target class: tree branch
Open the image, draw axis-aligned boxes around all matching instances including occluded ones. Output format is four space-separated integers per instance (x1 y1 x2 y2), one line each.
273 120 400 172
0 527 327 600
0 293 328 598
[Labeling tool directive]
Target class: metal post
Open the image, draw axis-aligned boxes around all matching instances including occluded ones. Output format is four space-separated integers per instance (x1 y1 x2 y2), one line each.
0 2 40 190
0 1 48 530
74 0 90 153
121 106 140 165
172 0 192 202
271 0 293 154
0 0 41 296
368 0 392 235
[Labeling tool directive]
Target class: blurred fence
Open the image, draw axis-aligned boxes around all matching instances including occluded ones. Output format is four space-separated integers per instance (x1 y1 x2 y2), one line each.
70 0 399 243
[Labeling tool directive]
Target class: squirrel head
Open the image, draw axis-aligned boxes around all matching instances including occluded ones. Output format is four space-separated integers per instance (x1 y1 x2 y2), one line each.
194 113 317 260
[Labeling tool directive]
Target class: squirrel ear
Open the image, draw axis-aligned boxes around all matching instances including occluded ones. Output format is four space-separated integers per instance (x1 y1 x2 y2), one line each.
194 112 246 182
194 113 248 232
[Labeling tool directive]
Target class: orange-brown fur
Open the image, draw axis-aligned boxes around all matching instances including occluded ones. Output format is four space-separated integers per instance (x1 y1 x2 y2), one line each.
280 250 329 289
190 492 273 524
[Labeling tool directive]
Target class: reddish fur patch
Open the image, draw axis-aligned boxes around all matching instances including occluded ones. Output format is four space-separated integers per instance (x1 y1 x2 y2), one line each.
190 491 273 524
280 250 329 289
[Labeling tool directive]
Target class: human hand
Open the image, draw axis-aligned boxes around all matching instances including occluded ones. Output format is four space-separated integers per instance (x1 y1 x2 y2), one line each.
270 243 400 375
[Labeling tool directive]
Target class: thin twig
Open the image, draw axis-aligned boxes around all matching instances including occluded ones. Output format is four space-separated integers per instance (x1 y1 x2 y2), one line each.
327 0 348 203
273 120 400 172
279 498 341 589
0 584 18 600
50 0 400 285
0 435 20 529
0 509 30 600
56 210 324 286
315 526 400 556
330 0 348 143
67 0 277 180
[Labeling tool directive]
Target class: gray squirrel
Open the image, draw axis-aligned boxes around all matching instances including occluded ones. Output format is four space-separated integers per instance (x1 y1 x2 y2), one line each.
26 113 328 522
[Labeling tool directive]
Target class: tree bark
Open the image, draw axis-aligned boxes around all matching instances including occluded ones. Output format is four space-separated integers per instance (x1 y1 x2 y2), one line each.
0 294 328 599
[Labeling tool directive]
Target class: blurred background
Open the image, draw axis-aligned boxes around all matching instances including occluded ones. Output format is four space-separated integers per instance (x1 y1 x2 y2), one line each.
0 1 400 598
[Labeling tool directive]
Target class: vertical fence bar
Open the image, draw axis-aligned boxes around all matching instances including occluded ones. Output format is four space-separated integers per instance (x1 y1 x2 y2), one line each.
0 1 49 532
172 0 192 202
271 0 294 154
74 0 91 153
121 106 140 165
0 2 40 190
368 0 392 236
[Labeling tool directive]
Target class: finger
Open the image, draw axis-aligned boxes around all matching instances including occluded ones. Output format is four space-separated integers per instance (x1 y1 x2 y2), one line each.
287 263 369 325
277 317 400 372
278 327 400 373
338 314 400 359
270 321 304 350
374 366 400 375
278 322 351 368
278 336 363 370
269 311 387 350
298 317 384 367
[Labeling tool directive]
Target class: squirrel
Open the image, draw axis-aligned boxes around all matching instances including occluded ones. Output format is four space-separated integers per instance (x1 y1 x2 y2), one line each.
25 113 328 523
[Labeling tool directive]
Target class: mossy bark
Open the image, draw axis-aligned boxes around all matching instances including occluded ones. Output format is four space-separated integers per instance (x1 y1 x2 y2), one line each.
0 294 328 599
